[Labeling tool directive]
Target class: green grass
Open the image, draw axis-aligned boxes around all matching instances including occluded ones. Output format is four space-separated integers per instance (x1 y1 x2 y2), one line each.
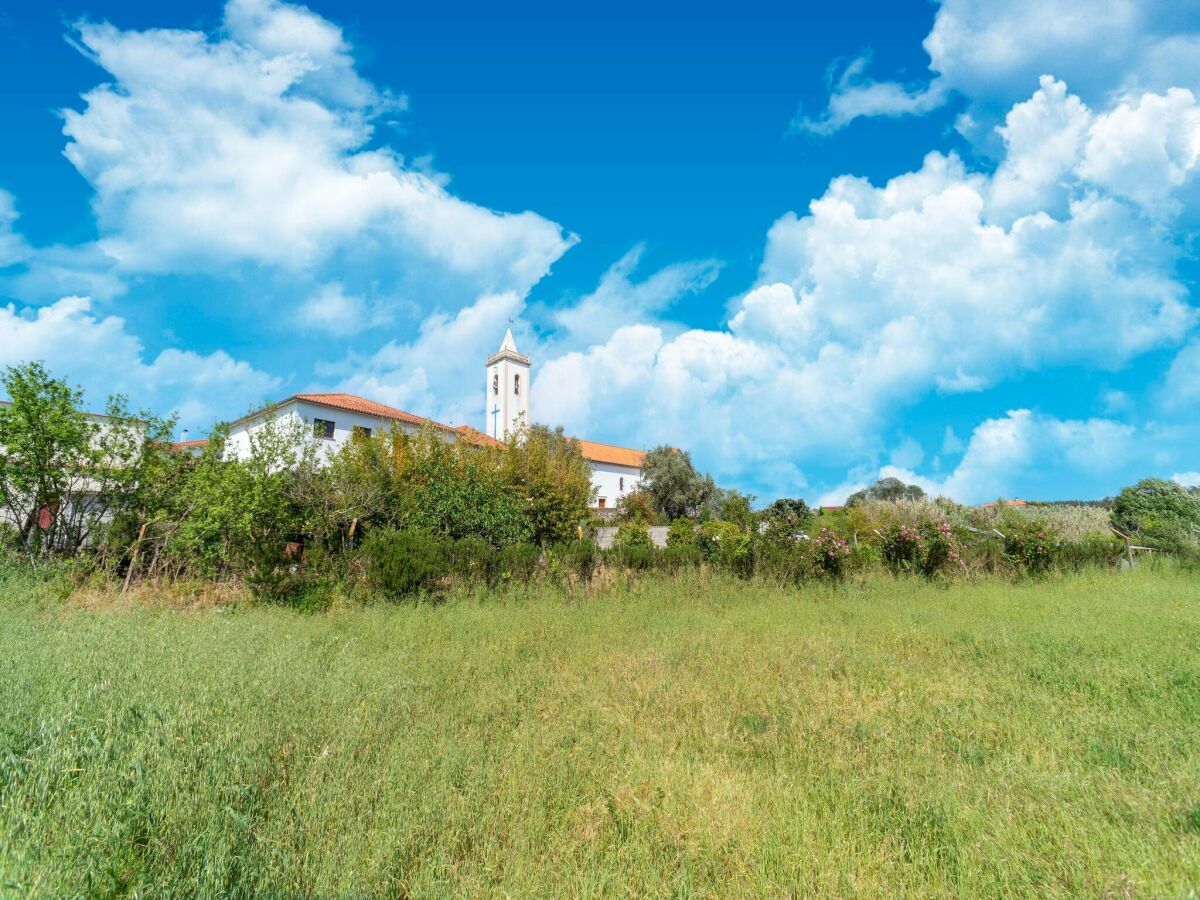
2 568 1199 896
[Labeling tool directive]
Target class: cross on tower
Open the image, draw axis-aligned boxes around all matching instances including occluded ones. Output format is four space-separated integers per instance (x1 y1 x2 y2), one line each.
490 403 501 436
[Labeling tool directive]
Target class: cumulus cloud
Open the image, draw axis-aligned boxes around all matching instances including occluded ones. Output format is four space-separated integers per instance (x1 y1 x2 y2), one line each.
0 190 30 268
60 1 575 296
882 410 1137 504
547 245 721 350
1161 339 1200 411
533 77 1199 498
295 282 376 336
1174 472 1200 488
0 296 279 430
801 0 1200 134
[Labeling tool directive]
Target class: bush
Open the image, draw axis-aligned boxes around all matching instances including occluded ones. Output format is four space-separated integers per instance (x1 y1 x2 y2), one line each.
805 528 852 579
549 540 598 583
497 543 541 585
361 529 450 600
615 522 653 550
697 520 750 572
1003 520 1057 575
448 535 499 584
666 518 697 549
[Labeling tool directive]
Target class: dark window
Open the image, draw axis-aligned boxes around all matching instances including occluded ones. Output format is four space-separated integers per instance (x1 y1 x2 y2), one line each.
598 497 606 509
619 477 624 491
514 373 521 395
313 418 335 440
352 425 371 440
492 371 499 396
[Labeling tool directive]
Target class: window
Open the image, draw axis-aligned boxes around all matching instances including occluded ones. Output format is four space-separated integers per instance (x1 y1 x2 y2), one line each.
352 425 371 440
619 477 625 491
598 497 606 509
513 373 521 396
492 371 499 396
313 418 335 440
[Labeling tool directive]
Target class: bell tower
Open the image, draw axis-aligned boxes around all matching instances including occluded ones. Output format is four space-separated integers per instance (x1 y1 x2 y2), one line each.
485 328 531 441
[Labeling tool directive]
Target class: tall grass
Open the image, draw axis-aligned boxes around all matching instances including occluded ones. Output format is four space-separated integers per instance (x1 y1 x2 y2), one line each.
2 568 1198 896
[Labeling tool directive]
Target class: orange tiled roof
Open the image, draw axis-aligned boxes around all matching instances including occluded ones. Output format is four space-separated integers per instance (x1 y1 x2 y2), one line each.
171 439 210 451
573 438 645 468
294 393 433 427
452 424 505 448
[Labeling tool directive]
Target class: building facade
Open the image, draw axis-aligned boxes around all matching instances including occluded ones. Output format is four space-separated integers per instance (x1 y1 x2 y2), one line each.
218 330 647 509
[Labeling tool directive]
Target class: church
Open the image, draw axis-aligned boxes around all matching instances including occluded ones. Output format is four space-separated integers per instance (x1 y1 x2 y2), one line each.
219 330 646 511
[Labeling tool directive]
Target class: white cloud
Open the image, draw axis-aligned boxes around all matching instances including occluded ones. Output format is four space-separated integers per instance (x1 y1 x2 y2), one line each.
1173 471 1200 488
0 190 30 268
0 296 279 430
548 245 720 350
1162 339 1200 411
60 2 575 297
883 410 1136 504
803 0 1200 134
296 282 374 336
528 78 1198 498
792 53 948 136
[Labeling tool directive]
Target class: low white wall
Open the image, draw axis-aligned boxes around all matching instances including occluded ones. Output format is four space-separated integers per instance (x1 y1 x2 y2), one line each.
594 525 668 549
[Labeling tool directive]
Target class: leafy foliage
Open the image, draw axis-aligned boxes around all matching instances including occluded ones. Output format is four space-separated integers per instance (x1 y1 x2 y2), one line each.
639 446 716 521
1111 478 1200 552
846 477 926 508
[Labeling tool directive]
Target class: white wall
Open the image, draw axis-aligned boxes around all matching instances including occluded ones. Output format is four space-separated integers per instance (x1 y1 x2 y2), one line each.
224 400 425 463
590 460 643 509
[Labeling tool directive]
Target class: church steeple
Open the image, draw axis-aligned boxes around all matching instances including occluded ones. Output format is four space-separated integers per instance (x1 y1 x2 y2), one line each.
485 326 531 440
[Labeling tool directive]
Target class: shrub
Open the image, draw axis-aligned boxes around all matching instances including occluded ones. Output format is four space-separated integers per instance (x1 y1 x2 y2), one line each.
1003 520 1057 575
361 528 450 600
497 543 541 585
806 528 852 579
615 490 658 526
697 520 750 572
549 540 598 583
882 524 923 574
448 535 498 584
615 522 653 550
666 518 697 549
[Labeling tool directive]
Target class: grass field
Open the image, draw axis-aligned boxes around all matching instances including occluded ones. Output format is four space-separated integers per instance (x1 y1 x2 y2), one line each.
2 568 1199 896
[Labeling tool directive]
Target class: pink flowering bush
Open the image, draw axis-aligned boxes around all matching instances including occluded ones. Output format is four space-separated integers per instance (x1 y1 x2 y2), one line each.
806 528 851 579
1003 520 1058 574
883 520 967 579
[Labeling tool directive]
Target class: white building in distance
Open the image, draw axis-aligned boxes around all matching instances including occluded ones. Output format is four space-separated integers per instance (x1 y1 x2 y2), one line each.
213 330 646 510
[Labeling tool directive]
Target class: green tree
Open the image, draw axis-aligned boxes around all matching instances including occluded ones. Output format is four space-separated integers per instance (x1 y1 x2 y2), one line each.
1111 478 1200 551
640 446 715 521
846 477 925 508
0 362 173 559
763 497 812 531
615 488 658 525
501 425 594 545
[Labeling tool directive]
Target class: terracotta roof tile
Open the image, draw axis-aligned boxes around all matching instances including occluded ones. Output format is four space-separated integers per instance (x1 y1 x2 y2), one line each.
293 393 432 427
572 438 645 468
452 425 505 448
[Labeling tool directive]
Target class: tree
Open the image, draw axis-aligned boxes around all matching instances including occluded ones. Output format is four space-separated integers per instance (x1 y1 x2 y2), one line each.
1111 478 1200 550
500 425 594 544
615 488 658 525
0 362 173 559
710 489 756 531
763 497 812 531
640 446 715 521
846 477 925 508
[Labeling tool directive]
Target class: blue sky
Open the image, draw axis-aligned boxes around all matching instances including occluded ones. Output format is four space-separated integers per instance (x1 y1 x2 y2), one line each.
0 0 1198 504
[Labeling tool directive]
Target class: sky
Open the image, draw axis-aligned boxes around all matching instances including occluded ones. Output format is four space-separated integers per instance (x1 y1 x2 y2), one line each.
0 0 1198 505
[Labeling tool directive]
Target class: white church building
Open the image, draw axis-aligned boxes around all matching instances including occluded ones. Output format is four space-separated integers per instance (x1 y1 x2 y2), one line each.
218 330 645 510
